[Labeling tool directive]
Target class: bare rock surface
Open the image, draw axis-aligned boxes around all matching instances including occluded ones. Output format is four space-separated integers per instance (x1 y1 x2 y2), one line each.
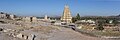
48 27 110 40
0 20 119 40
0 32 25 40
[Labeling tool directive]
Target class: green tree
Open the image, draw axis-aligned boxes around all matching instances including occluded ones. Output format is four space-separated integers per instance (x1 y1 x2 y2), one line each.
113 19 118 25
76 13 80 20
72 13 80 23
72 17 77 23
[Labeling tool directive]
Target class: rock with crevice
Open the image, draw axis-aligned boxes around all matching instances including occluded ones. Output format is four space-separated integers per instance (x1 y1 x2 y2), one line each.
3 29 12 32
28 34 36 40
0 28 3 31
16 33 23 39
24 35 28 39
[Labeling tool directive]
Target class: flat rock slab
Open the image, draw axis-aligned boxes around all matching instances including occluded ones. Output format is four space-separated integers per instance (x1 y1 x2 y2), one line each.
0 24 17 29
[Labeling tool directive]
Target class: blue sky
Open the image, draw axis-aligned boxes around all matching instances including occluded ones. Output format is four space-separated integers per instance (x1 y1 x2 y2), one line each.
0 0 120 17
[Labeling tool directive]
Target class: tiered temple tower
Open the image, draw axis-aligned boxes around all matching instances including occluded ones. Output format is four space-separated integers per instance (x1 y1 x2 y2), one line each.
61 5 72 23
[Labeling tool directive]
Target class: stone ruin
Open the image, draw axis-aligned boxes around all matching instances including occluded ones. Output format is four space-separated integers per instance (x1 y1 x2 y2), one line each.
22 16 38 22
0 27 36 40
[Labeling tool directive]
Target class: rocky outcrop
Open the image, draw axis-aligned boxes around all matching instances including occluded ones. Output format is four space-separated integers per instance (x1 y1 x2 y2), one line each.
28 34 35 40
16 33 23 39
16 33 35 40
0 28 3 31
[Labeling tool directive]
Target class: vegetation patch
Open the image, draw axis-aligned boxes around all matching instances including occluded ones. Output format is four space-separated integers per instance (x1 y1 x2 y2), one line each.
76 29 120 38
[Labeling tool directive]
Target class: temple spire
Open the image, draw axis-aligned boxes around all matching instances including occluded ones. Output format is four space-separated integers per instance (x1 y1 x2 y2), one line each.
61 5 72 23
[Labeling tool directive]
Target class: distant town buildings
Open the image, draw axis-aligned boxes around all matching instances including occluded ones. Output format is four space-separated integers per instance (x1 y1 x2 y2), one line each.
75 20 96 26
76 20 95 24
61 5 72 23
